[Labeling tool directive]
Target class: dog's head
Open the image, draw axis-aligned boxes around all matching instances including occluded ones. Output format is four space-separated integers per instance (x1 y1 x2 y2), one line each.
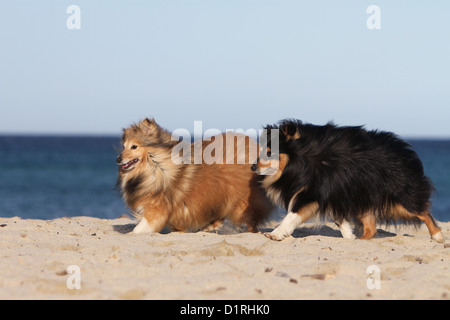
251 119 302 177
116 118 172 172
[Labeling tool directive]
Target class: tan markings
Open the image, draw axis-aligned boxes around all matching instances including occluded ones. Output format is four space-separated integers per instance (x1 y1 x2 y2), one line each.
391 203 417 220
391 203 441 237
279 153 289 171
260 153 289 189
417 212 442 237
287 187 306 212
287 131 301 141
296 202 319 221
280 125 301 141
359 213 377 240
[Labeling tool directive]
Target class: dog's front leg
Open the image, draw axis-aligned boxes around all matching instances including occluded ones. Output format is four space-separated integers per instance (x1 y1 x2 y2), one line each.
132 209 168 234
336 219 356 239
265 202 318 241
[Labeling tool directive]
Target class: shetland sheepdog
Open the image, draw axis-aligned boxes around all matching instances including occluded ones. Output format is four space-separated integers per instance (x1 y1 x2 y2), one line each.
251 119 444 242
116 118 273 234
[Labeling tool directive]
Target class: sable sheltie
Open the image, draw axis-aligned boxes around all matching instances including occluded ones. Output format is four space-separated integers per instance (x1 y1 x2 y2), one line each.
116 118 273 234
252 119 444 242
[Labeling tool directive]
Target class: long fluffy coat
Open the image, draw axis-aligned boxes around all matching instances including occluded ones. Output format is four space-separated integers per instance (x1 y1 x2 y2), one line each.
255 119 443 242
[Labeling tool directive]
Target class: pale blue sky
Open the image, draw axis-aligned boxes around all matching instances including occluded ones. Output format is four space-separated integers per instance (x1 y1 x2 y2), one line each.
0 1 449 137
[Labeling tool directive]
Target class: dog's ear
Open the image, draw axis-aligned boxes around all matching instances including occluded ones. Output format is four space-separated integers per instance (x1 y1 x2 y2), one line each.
138 118 159 135
142 118 156 127
280 124 300 141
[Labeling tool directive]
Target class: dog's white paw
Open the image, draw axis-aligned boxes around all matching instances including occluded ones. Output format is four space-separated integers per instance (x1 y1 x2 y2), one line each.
132 218 155 234
338 219 356 239
263 211 302 241
431 231 444 243
264 231 287 241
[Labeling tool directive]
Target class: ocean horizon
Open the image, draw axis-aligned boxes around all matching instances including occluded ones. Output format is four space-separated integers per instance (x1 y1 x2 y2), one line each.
0 135 449 222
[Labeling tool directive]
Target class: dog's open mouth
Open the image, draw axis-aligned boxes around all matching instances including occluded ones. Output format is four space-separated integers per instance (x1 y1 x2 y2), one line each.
121 159 139 170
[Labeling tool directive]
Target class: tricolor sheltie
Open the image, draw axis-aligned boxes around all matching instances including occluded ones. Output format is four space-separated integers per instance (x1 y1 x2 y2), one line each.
252 119 444 242
117 118 273 234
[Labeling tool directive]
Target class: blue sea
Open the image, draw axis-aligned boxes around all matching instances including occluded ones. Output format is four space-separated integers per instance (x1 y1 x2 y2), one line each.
0 136 449 221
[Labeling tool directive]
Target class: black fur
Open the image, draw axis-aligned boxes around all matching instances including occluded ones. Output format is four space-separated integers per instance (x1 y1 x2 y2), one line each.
123 174 144 208
125 175 144 196
262 119 435 225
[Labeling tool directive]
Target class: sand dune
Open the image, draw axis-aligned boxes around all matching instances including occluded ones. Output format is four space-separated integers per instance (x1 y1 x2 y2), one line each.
0 216 449 299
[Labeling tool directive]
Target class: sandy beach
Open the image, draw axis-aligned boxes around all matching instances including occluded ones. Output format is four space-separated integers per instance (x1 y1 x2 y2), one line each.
0 215 449 300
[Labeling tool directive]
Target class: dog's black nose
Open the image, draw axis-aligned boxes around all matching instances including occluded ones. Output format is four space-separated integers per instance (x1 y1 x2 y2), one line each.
116 156 122 164
251 164 257 172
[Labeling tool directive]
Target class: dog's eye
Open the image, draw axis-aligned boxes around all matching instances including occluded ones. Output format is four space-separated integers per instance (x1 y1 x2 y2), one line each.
131 145 138 149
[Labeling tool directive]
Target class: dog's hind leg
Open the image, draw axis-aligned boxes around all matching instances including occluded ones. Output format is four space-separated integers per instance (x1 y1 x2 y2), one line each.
393 204 444 243
417 211 444 243
265 202 319 241
202 219 224 232
233 194 273 233
359 214 377 240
